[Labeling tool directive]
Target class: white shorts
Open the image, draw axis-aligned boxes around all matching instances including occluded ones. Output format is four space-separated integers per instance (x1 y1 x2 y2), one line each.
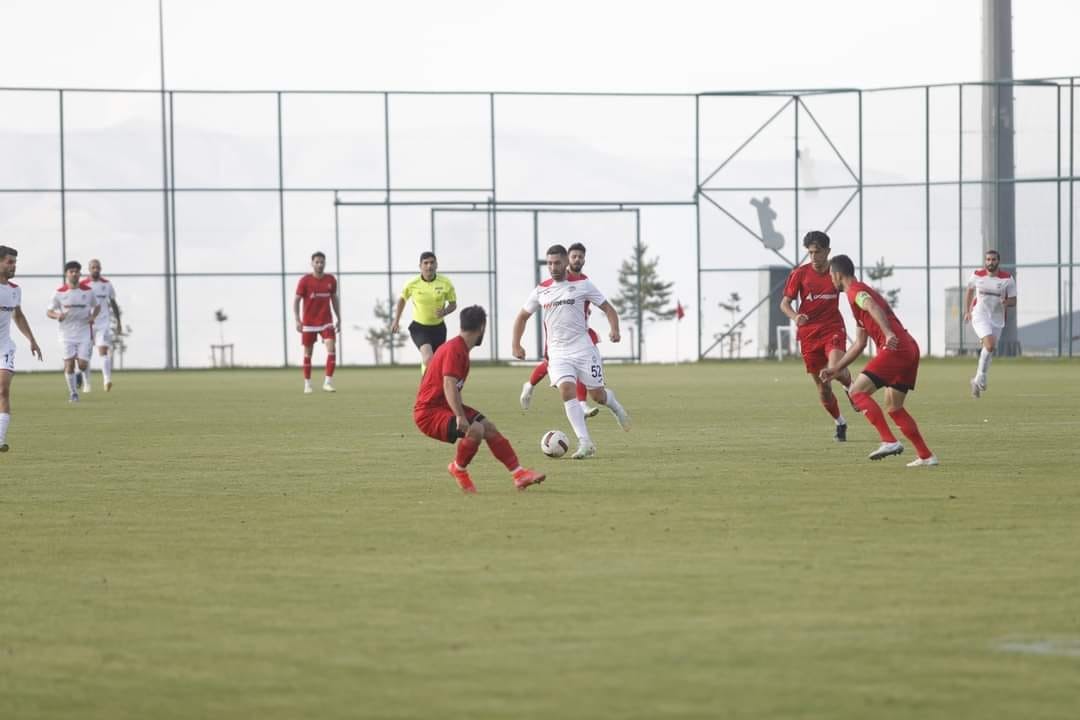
61 337 92 362
93 325 115 347
548 346 605 389
1 340 15 373
972 317 1003 341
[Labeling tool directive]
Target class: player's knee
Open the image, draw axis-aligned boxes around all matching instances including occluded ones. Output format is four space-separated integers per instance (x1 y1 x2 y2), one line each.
588 387 606 403
466 422 484 442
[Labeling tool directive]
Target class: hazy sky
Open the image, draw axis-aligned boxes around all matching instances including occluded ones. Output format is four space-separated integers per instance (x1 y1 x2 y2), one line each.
1 0 1076 93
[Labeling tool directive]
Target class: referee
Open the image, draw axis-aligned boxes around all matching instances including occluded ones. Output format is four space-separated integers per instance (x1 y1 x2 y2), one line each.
391 251 457 374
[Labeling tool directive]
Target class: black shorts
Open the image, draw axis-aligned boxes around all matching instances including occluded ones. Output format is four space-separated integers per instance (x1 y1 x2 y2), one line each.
409 321 447 352
444 408 485 443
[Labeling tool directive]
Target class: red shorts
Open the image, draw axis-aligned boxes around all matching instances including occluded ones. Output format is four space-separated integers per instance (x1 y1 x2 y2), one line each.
800 330 846 375
861 341 920 392
414 405 483 444
301 327 335 346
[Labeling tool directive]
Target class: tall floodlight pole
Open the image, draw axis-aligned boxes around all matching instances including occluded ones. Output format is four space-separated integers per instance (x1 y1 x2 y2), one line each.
982 0 1018 354
158 0 175 368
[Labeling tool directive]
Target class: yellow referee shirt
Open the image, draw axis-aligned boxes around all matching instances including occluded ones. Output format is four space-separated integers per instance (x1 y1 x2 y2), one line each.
400 274 456 326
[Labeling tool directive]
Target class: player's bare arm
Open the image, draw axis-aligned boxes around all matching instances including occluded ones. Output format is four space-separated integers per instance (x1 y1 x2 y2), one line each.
442 375 469 433
820 328 867 381
963 286 975 322
390 296 406 333
598 301 621 343
331 292 342 332
437 301 457 319
510 309 531 359
862 298 898 349
293 295 303 332
13 306 43 361
47 306 66 321
779 296 808 326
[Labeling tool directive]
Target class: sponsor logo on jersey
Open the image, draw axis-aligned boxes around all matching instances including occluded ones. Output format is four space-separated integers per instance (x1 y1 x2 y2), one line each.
805 292 838 301
543 298 577 310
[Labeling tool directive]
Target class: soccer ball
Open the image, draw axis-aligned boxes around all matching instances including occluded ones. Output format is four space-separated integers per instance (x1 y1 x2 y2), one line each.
540 430 570 458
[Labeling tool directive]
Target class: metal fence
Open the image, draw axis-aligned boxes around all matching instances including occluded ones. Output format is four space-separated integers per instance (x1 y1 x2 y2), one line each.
0 77 1076 369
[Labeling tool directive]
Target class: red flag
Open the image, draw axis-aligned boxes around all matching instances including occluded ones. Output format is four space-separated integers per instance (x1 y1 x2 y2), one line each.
675 300 686 321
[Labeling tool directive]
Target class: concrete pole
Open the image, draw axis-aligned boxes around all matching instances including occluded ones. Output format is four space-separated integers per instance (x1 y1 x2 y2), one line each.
981 0 1019 354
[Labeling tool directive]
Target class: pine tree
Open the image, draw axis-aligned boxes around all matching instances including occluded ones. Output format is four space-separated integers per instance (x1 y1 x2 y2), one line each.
365 298 409 365
866 257 901 309
611 242 675 358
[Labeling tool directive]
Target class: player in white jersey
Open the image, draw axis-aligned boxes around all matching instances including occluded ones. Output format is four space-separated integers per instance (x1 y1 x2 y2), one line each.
511 244 631 459
0 246 44 451
82 258 122 393
963 249 1017 398
46 261 100 403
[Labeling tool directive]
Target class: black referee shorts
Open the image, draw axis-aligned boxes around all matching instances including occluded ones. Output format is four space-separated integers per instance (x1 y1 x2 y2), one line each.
409 321 447 352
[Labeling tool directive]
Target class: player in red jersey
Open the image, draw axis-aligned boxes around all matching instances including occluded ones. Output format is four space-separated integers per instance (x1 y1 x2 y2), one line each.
780 231 853 441
519 242 600 418
414 305 545 493
293 251 340 394
820 255 938 466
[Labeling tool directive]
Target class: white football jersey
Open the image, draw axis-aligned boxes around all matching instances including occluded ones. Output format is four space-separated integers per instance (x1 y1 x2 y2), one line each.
48 282 98 342
0 281 21 345
967 269 1016 327
87 276 117 332
523 276 607 358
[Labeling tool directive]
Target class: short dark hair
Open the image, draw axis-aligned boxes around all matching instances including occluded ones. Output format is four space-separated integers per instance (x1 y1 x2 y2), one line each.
311 251 326 261
545 244 568 257
567 242 587 254
64 260 82 272
803 230 830 249
420 251 436 263
0 245 17 259
985 249 1000 257
829 254 855 277
459 305 487 332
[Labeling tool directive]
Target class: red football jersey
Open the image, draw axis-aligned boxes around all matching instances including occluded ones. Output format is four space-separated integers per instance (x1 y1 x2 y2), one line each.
295 273 337 327
845 281 915 350
783 264 846 342
414 335 470 411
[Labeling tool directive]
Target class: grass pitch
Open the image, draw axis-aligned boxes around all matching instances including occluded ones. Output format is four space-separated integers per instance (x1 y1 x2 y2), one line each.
2 358 1080 719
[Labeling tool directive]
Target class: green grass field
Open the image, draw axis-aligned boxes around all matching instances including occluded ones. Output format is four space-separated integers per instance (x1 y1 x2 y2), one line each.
3 358 1080 719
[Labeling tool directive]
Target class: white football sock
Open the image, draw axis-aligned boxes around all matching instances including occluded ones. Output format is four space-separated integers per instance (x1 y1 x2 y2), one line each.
579 400 590 411
602 388 626 416
65 372 77 394
563 399 590 444
102 355 113 384
0 412 10 444
977 348 992 379
836 414 847 426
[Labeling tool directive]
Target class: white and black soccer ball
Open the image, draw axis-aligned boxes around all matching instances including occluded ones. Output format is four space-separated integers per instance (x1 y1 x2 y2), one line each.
540 430 570 458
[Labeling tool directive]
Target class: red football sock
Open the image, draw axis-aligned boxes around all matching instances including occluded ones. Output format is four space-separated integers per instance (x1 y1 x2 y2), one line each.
325 353 336 378
485 432 520 472
529 360 548 387
576 381 588 403
851 392 897 442
888 408 933 459
454 437 481 469
302 356 312 380
821 393 841 420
